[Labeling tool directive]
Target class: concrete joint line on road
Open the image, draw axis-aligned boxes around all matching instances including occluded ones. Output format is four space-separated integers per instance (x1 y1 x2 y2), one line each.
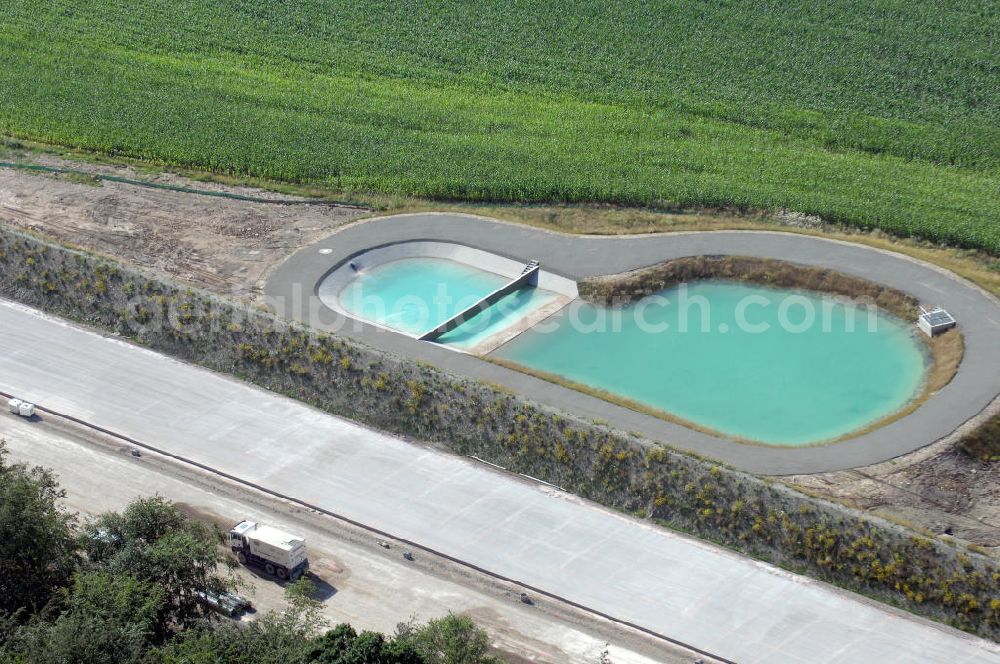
467 454 568 492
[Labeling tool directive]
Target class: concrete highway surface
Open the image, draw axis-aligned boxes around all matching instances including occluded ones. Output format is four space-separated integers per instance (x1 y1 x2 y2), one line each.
1 299 997 664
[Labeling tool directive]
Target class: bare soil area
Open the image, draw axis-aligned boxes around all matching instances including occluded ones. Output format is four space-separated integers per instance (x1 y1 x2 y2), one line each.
786 398 1000 553
0 155 366 298
0 151 996 553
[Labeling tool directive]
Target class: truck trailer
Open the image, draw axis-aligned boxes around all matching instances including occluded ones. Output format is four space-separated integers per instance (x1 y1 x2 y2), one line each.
229 520 308 581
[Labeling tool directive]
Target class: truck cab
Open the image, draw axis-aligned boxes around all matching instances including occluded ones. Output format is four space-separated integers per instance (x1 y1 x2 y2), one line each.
229 520 309 581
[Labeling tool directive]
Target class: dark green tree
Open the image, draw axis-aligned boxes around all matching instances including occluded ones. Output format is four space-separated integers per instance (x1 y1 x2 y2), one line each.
81 496 231 634
0 441 77 618
154 616 311 664
155 577 323 664
1 571 165 664
396 613 502 664
307 623 359 662
307 623 422 664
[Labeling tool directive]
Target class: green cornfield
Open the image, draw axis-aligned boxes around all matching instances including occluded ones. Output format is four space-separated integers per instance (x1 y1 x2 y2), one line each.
1 0 998 251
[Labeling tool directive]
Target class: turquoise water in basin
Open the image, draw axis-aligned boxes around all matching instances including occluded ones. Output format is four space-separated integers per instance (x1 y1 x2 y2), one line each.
340 258 508 335
338 258 556 346
493 282 926 445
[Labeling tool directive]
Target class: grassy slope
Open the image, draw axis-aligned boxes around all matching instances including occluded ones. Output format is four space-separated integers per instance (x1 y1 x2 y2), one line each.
1 0 998 250
959 414 1000 462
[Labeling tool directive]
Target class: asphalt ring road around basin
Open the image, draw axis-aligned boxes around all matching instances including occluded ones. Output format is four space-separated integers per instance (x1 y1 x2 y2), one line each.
265 213 1000 475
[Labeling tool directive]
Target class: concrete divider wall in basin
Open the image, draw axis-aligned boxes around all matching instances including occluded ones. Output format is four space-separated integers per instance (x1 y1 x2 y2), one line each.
418 264 540 341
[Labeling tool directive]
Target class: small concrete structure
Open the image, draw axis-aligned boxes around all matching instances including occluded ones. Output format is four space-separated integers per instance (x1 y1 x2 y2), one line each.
918 307 956 337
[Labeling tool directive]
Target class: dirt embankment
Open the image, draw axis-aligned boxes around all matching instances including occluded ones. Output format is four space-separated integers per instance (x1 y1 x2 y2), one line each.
788 397 1000 552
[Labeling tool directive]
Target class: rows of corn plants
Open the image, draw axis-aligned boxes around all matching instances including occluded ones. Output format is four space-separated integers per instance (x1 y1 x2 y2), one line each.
15 0 1000 168
1 224 998 640
1 0 999 252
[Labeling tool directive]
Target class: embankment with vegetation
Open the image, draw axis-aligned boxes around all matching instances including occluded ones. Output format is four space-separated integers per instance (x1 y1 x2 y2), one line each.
578 255 922 318
959 414 1000 463
1 225 998 640
1 1 999 252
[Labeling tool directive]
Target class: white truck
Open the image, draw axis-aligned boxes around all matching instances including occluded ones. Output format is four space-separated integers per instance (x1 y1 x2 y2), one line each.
229 520 309 581
7 398 35 418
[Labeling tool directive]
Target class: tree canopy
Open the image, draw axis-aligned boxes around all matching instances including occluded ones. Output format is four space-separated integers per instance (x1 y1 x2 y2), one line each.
0 440 507 663
0 442 77 618
80 496 230 635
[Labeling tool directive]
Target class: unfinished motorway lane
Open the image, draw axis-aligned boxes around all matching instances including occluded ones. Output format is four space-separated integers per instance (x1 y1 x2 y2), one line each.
1 299 997 664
